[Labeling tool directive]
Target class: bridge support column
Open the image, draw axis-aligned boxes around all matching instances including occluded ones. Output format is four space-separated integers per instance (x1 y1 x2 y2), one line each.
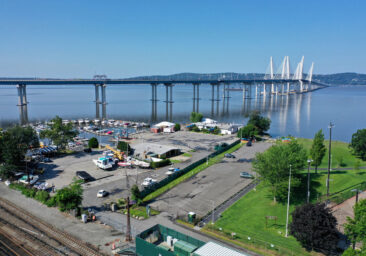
263 83 266 96
192 83 200 113
151 83 158 122
101 84 107 119
17 84 28 125
210 84 215 116
287 82 290 94
164 84 173 121
95 84 100 119
299 81 304 93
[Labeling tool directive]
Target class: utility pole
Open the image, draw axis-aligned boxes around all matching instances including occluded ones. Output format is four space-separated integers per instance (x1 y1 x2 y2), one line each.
125 197 132 242
307 159 313 203
327 122 334 198
211 200 215 224
285 165 292 238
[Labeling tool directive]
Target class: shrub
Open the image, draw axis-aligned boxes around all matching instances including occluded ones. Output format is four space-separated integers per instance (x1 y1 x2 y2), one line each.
117 141 131 155
192 126 200 132
45 197 57 207
150 159 171 169
237 124 258 139
131 185 142 205
174 123 181 131
190 112 203 123
88 137 99 148
35 190 50 203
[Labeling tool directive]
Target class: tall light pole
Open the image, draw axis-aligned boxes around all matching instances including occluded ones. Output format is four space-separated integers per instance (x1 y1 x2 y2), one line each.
285 164 292 238
210 200 215 224
307 159 313 203
327 122 334 198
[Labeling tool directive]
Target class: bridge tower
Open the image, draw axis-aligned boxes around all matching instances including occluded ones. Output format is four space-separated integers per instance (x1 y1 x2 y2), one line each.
16 84 28 125
306 62 314 91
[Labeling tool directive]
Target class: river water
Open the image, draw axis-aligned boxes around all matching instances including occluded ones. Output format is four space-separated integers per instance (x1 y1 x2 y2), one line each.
0 84 365 142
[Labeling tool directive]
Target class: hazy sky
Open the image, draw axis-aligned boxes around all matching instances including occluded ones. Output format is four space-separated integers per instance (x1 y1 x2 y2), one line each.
0 0 365 78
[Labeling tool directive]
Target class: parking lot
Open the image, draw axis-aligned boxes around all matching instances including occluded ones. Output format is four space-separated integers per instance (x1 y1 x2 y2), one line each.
34 131 238 212
149 141 272 217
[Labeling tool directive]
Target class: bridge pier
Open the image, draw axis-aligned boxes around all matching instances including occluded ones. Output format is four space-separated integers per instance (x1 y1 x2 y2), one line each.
94 84 107 120
151 83 158 122
192 83 200 113
94 84 100 119
222 84 230 115
164 83 173 121
16 84 28 125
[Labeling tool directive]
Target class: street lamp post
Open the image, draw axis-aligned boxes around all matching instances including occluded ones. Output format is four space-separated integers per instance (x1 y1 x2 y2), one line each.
285 164 292 238
351 189 360 204
327 122 334 198
307 159 313 203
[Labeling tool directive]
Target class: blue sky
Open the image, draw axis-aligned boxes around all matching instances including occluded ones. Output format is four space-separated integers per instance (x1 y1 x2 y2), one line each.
0 0 365 77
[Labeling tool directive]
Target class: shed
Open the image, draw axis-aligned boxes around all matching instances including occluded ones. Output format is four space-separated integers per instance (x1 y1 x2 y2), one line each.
174 240 198 256
192 242 248 256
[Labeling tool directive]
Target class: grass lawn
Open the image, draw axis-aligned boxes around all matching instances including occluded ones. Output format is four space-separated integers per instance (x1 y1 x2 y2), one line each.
142 142 242 202
183 152 192 157
170 159 182 164
211 167 366 255
297 138 366 169
121 206 160 219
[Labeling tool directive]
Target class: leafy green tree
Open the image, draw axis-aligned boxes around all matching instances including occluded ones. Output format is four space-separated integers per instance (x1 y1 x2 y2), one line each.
350 129 366 161
117 141 131 155
174 123 181 131
1 126 39 166
237 124 259 139
247 111 271 135
54 180 83 211
290 203 340 255
354 160 361 172
88 137 99 148
0 164 17 179
40 116 78 150
131 184 142 205
345 199 366 251
190 112 203 123
310 129 326 173
212 126 221 135
252 140 307 203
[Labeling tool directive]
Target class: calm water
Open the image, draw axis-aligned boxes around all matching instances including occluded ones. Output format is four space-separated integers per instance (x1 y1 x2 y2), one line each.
0 84 365 142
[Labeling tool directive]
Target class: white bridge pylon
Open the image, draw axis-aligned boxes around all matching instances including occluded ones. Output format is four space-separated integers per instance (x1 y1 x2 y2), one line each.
264 56 315 93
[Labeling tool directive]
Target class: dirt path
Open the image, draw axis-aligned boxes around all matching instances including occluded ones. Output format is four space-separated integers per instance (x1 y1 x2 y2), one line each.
331 191 366 232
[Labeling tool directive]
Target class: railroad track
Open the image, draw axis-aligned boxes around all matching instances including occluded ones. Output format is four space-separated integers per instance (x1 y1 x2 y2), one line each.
0 197 104 256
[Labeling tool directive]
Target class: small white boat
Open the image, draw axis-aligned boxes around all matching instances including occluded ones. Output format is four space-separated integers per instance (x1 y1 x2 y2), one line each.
101 120 108 126
78 119 84 125
94 119 100 125
85 119 90 124
71 120 77 124
62 120 70 124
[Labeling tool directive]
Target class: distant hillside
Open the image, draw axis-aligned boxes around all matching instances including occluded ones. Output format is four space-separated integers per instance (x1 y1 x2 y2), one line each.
128 72 366 85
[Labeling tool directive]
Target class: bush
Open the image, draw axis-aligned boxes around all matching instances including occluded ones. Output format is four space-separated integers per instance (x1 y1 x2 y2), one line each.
45 197 57 207
150 159 171 169
247 111 271 135
190 112 203 123
35 190 50 203
131 185 142 205
212 126 221 135
174 123 181 131
192 126 200 132
54 180 83 211
350 129 366 160
88 137 99 148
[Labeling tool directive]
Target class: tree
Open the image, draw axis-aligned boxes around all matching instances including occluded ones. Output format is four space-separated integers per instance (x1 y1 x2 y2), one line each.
310 129 326 173
88 137 99 148
0 164 17 179
237 124 259 139
131 184 142 205
212 126 221 135
247 111 271 135
252 139 307 203
117 141 131 155
345 199 366 251
1 126 39 166
54 180 83 211
174 123 181 131
190 112 203 123
40 116 78 150
290 203 340 255
350 129 366 161
354 160 361 172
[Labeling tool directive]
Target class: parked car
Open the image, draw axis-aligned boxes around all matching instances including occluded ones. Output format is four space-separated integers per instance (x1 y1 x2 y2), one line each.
33 181 48 190
224 153 235 158
165 168 181 176
246 141 252 147
76 171 94 182
141 177 157 187
240 172 254 179
18 175 39 185
84 148 92 153
43 157 52 163
97 190 109 198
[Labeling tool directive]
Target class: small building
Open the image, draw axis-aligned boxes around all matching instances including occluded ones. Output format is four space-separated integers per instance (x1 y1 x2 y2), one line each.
135 225 248 256
133 143 181 159
219 124 239 135
151 121 176 133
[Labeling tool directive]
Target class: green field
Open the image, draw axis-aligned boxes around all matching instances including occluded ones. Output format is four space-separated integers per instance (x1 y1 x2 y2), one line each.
210 138 366 255
297 138 366 169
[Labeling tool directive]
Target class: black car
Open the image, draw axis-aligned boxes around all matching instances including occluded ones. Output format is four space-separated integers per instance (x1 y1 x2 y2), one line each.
83 148 92 153
76 171 94 182
246 141 252 147
224 153 236 158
